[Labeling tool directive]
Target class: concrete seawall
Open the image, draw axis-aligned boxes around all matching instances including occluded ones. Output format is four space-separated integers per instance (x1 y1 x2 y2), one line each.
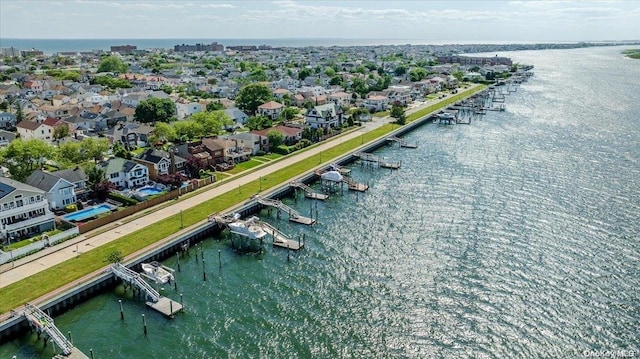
0 108 441 343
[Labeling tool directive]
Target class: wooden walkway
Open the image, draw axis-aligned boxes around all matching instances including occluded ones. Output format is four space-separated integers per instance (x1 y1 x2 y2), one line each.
260 221 304 251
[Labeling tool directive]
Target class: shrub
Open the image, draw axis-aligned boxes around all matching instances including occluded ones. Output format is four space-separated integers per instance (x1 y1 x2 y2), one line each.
107 192 138 206
64 204 78 213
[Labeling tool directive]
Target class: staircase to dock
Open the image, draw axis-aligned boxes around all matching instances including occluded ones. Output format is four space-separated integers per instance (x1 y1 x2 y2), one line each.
23 303 78 357
110 263 160 302
354 152 401 169
254 196 316 225
290 181 328 200
259 221 303 250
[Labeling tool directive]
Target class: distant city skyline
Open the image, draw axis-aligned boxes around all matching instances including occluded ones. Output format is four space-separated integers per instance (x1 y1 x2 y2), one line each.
1 0 639 42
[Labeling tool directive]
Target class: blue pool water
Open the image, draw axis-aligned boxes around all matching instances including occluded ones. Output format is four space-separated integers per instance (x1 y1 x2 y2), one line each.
62 204 114 222
137 187 163 196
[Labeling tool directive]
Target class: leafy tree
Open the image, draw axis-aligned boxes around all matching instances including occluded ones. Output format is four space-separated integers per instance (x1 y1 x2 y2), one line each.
97 55 128 73
80 137 110 162
0 139 57 181
85 164 106 193
185 156 207 178
298 67 313 80
58 141 85 166
190 111 231 137
0 101 8 111
157 173 188 188
94 180 115 200
173 120 204 141
452 70 465 82
329 75 343 86
92 75 132 89
390 103 406 125
246 115 272 131
280 107 299 121
324 67 336 77
409 68 428 82
53 125 69 142
206 101 224 111
235 83 272 115
152 121 177 143
394 66 407 76
107 249 123 264
15 103 24 122
267 130 285 148
350 77 369 98
134 98 176 123
113 142 132 159
207 78 217 85
160 84 173 94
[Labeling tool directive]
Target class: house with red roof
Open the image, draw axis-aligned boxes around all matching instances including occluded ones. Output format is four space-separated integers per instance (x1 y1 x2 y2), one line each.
256 101 284 120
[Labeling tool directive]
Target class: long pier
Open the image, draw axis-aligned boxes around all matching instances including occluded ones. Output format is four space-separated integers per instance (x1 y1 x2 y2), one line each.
386 136 418 149
22 303 88 358
254 195 316 225
109 263 182 318
290 181 328 200
353 152 401 169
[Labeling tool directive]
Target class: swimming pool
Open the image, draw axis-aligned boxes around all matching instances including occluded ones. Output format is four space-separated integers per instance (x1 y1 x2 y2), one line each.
137 186 163 196
62 204 115 222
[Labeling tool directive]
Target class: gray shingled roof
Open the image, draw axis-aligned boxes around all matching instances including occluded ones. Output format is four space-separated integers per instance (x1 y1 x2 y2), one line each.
25 170 62 192
53 167 87 184
0 176 45 199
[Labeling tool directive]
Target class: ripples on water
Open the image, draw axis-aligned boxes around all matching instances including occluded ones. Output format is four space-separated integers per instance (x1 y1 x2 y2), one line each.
2 47 639 358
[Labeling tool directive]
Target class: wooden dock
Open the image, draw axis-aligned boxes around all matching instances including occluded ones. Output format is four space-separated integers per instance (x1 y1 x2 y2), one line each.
260 222 304 251
290 181 329 200
342 176 369 192
255 196 316 225
146 297 183 318
353 152 401 170
54 348 90 359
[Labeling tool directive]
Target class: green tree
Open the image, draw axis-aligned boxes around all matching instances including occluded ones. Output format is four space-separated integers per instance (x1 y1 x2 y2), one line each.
324 67 336 77
134 98 176 123
246 115 272 131
58 141 85 166
160 84 173 94
152 121 177 143
15 103 24 122
80 137 110 162
298 68 313 80
173 120 204 141
267 130 285 148
53 125 69 142
206 101 224 111
0 139 56 181
409 68 428 82
97 55 128 73
0 101 8 111
190 111 231 137
394 66 407 76
280 107 299 121
85 164 106 192
329 75 343 86
112 142 132 159
390 103 406 125
235 83 272 115
452 70 465 83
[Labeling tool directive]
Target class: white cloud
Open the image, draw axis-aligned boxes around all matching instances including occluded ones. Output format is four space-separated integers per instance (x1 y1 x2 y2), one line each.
201 4 235 9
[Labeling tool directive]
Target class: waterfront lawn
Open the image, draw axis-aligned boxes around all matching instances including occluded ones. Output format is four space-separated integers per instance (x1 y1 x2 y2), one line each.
0 85 486 314
227 159 263 174
622 49 640 59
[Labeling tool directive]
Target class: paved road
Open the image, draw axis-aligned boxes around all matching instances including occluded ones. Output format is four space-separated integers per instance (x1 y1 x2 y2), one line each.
0 85 478 290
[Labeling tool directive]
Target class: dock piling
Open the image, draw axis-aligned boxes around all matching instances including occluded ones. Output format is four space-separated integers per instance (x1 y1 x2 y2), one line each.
176 252 181 272
90 349 94 359
180 293 184 309
202 259 206 281
67 331 73 345
142 314 147 335
119 299 124 320
218 250 221 269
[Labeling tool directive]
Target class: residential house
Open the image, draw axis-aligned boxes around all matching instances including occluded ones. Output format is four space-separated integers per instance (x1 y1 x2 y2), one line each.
176 100 203 119
104 122 154 149
0 112 17 129
25 170 76 210
121 93 149 107
383 86 412 106
364 94 389 112
0 130 17 147
223 107 249 127
328 92 352 108
0 177 55 242
305 103 344 129
16 120 54 141
219 132 263 156
99 157 149 189
252 125 303 148
256 101 284 120
134 148 187 180
52 167 89 200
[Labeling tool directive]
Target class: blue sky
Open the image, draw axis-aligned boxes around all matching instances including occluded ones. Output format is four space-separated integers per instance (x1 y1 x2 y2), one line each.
1 0 639 41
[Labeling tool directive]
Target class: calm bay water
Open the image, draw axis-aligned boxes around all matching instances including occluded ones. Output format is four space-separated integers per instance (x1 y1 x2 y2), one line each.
2 46 639 358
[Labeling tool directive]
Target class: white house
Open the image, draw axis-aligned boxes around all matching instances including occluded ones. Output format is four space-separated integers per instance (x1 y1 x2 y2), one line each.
305 103 344 129
256 101 284 120
16 120 54 142
176 101 203 119
0 129 17 147
364 95 389 112
0 112 17 129
0 177 55 242
53 167 89 200
100 157 149 189
223 107 249 127
219 132 263 156
25 170 77 210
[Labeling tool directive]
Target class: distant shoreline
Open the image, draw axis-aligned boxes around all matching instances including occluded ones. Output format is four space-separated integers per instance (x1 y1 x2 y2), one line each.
1 38 639 55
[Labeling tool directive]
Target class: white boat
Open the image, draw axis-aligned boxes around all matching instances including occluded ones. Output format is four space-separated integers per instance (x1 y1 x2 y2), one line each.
141 261 175 284
320 170 343 183
228 216 268 240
